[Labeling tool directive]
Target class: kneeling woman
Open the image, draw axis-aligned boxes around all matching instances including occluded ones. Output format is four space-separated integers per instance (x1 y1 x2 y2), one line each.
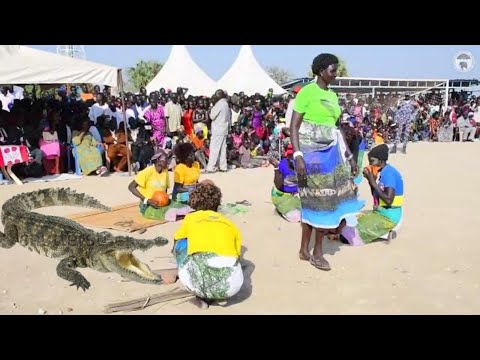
128 150 191 222
172 143 201 204
341 144 404 245
172 182 244 309
270 145 301 223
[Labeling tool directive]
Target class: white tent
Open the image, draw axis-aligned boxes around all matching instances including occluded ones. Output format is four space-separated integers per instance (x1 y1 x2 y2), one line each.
146 45 217 96
217 45 286 96
0 45 133 174
0 45 119 87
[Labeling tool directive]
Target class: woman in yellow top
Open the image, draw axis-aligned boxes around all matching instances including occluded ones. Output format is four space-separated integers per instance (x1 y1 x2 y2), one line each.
173 181 244 309
291 53 364 271
172 142 201 204
128 150 191 222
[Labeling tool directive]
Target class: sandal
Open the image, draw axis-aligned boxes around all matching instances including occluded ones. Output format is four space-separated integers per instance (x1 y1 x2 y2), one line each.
236 200 251 206
310 256 331 271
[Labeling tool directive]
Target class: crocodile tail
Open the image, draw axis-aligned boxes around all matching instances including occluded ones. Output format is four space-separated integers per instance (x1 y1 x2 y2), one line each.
4 187 112 212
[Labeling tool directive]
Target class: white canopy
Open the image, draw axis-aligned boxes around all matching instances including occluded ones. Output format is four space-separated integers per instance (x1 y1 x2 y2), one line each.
0 45 119 87
217 45 286 96
146 45 217 96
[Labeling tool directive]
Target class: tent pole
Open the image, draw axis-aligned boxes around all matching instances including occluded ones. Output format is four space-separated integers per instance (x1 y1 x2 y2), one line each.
118 69 131 176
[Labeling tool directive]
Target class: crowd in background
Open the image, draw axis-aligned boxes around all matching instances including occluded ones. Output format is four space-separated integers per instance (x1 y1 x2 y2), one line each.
0 83 479 181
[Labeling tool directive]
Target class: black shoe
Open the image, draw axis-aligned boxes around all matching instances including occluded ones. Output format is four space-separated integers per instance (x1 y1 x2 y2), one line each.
390 144 397 154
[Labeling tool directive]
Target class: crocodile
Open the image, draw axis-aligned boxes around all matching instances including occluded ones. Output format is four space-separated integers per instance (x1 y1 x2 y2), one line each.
0 188 169 291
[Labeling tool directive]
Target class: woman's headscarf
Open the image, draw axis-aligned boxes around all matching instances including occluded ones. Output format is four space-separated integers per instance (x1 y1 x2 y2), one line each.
368 144 389 161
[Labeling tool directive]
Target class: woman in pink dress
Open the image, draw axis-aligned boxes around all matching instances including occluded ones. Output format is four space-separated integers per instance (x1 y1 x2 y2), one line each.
39 111 61 174
143 95 166 148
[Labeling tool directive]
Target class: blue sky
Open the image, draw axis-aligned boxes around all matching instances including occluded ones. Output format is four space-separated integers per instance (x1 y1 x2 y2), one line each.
27 45 480 81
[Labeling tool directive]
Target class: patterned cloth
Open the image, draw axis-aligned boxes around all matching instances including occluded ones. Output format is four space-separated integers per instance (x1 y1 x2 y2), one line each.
71 131 103 175
174 239 244 300
341 210 397 245
144 107 166 145
271 187 301 223
139 201 191 222
296 123 365 229
438 125 454 142
394 102 417 145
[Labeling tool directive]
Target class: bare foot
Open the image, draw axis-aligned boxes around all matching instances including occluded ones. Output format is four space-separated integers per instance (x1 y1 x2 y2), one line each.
299 251 311 261
190 296 210 310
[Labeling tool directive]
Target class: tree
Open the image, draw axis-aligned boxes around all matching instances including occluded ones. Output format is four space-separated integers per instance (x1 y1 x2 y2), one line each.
127 60 163 90
307 57 349 77
266 66 294 85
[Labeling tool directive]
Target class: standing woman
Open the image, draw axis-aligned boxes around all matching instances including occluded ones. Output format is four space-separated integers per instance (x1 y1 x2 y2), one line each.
290 53 365 271
144 94 167 149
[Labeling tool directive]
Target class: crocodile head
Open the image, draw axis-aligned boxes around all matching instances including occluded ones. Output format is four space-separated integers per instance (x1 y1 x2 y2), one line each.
91 233 169 285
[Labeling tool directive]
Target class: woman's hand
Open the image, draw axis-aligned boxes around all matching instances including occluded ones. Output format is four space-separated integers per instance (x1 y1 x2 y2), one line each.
362 167 375 184
295 156 307 188
349 158 358 177
268 156 279 167
147 199 160 209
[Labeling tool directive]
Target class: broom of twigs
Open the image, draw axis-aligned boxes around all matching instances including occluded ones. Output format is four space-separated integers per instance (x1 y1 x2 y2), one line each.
104 287 194 313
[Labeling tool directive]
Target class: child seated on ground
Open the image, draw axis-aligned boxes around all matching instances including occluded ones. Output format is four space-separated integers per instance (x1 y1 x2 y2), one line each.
238 139 269 168
226 136 241 168
190 128 208 170
172 181 244 309
231 125 244 150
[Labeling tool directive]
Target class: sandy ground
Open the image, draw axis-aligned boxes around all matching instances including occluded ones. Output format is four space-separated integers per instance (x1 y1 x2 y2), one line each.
1 142 480 315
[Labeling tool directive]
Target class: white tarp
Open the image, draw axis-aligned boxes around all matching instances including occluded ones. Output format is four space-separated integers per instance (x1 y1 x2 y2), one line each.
0 45 118 87
146 45 217 96
217 45 286 96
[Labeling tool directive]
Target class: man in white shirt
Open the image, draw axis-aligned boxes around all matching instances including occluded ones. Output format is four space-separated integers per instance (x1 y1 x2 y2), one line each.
0 87 14 112
206 90 231 173
88 94 108 125
164 93 183 137
457 111 476 141
231 103 241 126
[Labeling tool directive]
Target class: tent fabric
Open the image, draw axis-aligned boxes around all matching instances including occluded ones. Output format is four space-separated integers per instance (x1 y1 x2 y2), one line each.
0 45 118 87
217 45 286 96
146 45 217 96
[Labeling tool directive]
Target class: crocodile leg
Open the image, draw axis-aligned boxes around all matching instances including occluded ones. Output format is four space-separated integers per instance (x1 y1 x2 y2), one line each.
56 257 91 291
0 224 18 249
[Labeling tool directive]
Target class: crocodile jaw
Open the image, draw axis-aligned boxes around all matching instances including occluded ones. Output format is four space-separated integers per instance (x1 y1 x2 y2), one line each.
100 251 163 284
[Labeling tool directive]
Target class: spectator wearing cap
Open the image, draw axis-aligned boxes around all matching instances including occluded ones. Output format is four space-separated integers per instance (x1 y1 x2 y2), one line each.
285 85 302 128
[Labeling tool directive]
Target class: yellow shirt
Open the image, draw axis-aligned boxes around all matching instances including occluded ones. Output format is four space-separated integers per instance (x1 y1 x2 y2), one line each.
174 210 242 257
174 162 200 186
134 165 170 200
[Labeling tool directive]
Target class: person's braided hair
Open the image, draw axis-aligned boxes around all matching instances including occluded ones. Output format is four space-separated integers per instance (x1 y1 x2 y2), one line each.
311 53 339 76
188 182 222 211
